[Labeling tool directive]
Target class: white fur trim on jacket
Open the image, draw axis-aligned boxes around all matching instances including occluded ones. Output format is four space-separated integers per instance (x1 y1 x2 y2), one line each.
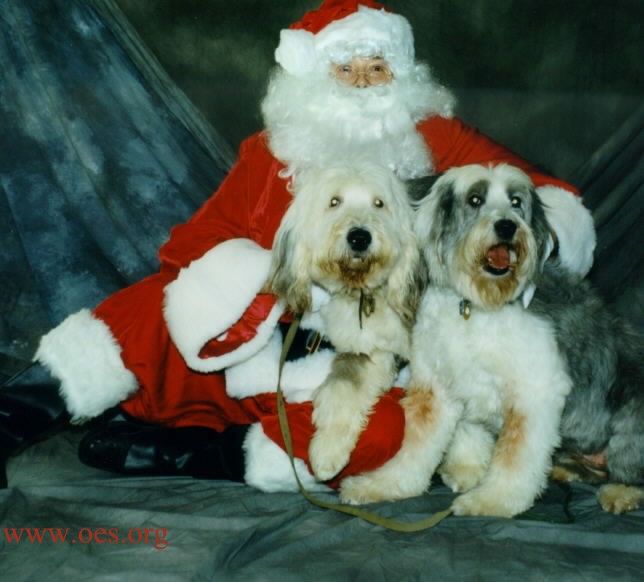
243 423 330 493
34 309 138 422
225 329 335 402
163 238 285 373
537 186 596 278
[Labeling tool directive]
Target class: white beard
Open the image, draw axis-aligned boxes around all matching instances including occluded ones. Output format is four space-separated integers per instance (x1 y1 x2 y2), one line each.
261 64 455 180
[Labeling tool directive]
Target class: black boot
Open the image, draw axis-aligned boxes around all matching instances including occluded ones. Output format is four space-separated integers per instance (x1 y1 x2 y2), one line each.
0 363 69 487
78 409 249 481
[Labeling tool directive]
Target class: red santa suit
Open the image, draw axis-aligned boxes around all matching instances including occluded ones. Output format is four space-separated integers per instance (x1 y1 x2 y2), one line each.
34 1 596 491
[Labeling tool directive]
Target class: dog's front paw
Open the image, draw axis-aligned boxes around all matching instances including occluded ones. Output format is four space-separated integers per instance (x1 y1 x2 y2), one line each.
309 429 353 481
339 474 393 505
451 485 530 518
439 463 487 493
598 484 643 514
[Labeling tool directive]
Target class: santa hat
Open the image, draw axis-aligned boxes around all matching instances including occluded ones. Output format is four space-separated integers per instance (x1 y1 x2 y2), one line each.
274 1 416 78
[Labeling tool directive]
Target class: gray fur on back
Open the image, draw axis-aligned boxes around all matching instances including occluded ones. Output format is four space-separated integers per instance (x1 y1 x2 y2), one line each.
530 265 644 483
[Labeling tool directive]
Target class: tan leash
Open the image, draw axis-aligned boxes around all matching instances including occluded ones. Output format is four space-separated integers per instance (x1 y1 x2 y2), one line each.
276 316 453 532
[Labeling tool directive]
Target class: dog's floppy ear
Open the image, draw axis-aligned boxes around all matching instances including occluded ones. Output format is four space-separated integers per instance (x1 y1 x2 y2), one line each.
267 214 312 314
387 243 427 326
413 177 455 287
530 189 555 272
405 175 439 203
386 178 428 326
520 189 555 308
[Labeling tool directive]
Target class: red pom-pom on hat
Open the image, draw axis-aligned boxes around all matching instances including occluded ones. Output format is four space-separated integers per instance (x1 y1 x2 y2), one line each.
290 0 388 33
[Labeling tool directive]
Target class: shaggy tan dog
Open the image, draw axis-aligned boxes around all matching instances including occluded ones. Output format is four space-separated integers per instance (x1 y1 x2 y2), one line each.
268 163 423 481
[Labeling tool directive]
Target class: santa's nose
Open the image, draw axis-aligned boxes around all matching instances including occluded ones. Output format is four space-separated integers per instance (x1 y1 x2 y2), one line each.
347 227 372 252
353 74 370 88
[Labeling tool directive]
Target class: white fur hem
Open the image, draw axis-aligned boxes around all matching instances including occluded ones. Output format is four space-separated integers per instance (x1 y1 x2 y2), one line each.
34 309 138 422
163 238 285 372
537 185 596 278
225 322 335 402
243 424 330 493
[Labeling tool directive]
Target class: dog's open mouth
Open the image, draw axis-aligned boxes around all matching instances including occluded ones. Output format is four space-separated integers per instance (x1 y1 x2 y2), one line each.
483 243 515 275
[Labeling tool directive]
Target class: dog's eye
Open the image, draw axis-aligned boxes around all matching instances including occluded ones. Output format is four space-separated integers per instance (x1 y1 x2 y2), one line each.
373 198 384 208
468 194 483 208
329 196 341 208
510 195 522 208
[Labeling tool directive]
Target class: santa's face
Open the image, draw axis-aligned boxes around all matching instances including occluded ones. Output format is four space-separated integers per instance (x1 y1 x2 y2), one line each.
332 56 393 88
261 54 454 180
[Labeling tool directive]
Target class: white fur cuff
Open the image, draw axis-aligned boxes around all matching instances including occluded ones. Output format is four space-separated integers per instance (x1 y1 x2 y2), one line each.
243 423 329 493
35 309 138 422
163 238 284 373
537 186 596 278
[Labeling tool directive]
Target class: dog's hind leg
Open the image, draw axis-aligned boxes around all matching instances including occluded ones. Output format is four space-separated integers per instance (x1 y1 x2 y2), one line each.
309 351 397 481
599 419 644 513
339 385 461 505
439 421 494 493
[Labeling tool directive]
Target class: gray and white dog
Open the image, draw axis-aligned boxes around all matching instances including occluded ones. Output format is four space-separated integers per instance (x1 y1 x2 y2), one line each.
340 164 643 515
535 260 644 513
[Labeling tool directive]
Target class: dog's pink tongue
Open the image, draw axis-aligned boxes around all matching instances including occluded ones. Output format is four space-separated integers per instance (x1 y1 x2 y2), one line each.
486 244 511 270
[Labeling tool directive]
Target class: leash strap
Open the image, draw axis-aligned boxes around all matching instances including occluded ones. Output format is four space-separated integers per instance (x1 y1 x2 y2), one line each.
276 316 453 532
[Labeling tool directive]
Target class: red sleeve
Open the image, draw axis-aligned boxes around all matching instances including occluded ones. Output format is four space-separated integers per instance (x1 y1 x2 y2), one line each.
158 133 281 274
418 116 579 195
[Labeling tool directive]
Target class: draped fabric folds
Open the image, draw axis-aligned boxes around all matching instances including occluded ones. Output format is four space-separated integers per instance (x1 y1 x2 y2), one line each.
0 0 234 381
576 104 644 327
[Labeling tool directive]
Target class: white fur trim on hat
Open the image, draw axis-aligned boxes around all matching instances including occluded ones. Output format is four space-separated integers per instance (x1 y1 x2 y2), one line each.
275 5 415 77
243 423 330 493
537 185 596 278
35 309 138 422
275 28 318 77
163 238 285 373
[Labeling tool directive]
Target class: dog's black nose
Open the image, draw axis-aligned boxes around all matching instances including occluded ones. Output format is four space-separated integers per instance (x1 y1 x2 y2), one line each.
347 227 372 252
494 219 517 241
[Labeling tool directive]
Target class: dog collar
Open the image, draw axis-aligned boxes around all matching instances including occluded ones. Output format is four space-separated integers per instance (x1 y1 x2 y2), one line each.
459 286 535 320
459 299 472 320
359 289 376 328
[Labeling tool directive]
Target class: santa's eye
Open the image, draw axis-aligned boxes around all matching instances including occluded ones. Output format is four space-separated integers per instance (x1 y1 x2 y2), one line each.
510 195 522 208
374 198 384 208
329 196 341 207
468 194 483 208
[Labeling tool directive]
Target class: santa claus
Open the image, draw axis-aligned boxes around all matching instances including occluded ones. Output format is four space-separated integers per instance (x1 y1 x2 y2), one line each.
1 0 595 491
